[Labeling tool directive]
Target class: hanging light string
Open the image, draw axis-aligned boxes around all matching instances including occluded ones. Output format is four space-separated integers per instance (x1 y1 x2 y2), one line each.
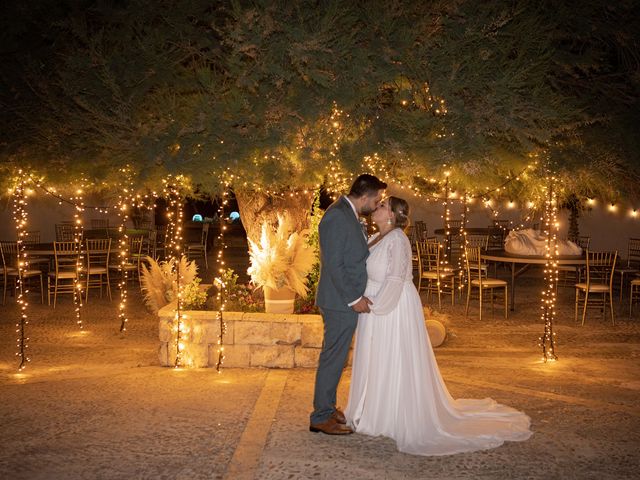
539 173 560 362
116 167 134 332
214 177 231 372
162 177 186 367
71 180 85 329
13 171 30 370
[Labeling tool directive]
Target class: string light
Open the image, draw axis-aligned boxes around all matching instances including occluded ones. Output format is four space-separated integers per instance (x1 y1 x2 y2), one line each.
13 171 30 370
539 172 559 362
71 179 85 329
116 167 134 333
163 176 186 368
214 175 231 372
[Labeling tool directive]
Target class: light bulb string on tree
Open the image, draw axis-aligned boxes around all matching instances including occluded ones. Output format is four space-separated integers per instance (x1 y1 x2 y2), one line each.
71 181 85 329
162 176 186 368
214 178 231 372
116 167 135 333
13 171 30 371
539 172 559 362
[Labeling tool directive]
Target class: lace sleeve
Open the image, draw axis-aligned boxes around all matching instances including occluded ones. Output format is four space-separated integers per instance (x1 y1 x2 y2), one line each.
369 231 411 316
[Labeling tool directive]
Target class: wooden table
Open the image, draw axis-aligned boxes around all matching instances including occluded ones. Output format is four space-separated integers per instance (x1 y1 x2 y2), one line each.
481 250 586 311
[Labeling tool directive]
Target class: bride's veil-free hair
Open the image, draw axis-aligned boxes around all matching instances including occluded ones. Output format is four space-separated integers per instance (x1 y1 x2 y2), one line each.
388 196 410 231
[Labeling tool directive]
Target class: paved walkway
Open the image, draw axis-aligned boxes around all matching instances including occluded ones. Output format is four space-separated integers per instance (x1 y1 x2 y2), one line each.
0 277 639 479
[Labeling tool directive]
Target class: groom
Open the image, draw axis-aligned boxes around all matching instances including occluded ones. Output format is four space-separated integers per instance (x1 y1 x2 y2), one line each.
310 174 387 435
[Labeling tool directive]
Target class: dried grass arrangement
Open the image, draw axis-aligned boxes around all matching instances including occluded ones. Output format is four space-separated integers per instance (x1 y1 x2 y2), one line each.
247 214 316 296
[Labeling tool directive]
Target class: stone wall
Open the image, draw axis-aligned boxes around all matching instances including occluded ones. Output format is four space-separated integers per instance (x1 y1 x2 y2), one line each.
157 304 338 368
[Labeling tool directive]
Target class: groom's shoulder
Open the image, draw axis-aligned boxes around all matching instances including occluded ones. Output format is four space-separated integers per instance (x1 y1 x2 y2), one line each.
324 197 349 216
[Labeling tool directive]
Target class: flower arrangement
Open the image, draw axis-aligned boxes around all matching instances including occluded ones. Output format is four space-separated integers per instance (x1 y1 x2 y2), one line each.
140 255 207 313
215 268 264 312
247 214 316 296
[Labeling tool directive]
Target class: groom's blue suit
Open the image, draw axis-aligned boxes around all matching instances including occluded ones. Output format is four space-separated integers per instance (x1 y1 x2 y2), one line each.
311 196 369 424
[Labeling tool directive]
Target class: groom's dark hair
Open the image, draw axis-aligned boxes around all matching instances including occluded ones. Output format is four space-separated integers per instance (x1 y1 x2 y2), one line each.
348 174 387 198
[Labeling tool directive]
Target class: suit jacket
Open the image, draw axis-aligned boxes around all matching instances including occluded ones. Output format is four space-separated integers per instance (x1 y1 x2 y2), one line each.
315 196 369 312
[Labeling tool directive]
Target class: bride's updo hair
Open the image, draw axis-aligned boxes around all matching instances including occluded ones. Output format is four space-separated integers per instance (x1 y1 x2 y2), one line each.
389 196 410 230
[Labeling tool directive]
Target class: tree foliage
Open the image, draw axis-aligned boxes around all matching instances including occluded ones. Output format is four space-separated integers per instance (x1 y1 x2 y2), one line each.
0 0 638 203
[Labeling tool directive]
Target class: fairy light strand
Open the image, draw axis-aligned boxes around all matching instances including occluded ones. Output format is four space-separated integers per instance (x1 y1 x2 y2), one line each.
13 172 30 370
539 174 559 362
214 180 230 372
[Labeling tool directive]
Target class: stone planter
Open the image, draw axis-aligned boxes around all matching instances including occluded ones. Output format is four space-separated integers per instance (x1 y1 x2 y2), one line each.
157 302 328 368
263 285 295 314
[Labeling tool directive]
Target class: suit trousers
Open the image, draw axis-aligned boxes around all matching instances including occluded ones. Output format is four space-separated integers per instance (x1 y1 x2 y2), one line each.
310 307 358 424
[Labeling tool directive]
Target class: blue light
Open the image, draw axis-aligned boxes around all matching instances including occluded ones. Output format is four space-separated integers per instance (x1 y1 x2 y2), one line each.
229 211 240 221
192 214 203 222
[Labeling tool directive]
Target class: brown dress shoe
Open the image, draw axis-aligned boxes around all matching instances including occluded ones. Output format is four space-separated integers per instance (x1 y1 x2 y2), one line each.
309 417 354 435
332 408 347 424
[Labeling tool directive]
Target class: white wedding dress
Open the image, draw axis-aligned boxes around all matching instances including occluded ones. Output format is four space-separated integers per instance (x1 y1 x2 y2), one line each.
345 229 532 456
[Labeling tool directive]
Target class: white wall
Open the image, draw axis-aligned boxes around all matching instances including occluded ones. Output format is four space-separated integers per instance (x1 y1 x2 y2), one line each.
387 184 640 258
0 194 123 242
1 187 638 257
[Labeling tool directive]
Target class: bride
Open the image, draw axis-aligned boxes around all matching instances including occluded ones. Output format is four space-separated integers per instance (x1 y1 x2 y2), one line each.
345 196 532 456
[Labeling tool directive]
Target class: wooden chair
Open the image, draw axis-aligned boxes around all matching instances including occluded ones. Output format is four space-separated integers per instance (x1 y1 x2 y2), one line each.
574 250 617 326
464 234 489 277
153 225 167 260
23 230 50 268
55 223 80 242
48 241 82 307
0 241 45 305
90 219 109 230
464 246 508 321
486 224 507 252
614 238 640 301
629 277 640 319
187 223 210 269
85 238 112 301
558 236 591 286
416 240 457 309
414 221 428 241
109 235 144 287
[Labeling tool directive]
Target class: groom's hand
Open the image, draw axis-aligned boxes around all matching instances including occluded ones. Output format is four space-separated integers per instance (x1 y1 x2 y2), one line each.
351 296 372 313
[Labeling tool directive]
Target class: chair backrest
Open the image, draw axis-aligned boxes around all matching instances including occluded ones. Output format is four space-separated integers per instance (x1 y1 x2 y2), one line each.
586 250 617 287
416 240 441 273
626 238 640 267
90 219 109 229
85 238 111 269
201 223 210 245
23 231 41 244
56 223 81 242
129 236 144 257
465 234 489 250
570 235 590 250
53 241 82 273
486 225 506 251
0 241 17 271
414 221 427 241
447 220 463 229
464 246 483 283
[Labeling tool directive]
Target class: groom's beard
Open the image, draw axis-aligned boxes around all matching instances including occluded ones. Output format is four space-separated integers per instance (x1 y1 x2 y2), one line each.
360 206 374 216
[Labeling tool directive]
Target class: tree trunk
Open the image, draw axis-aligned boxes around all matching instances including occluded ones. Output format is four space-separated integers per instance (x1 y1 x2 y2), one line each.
567 202 580 241
234 188 314 245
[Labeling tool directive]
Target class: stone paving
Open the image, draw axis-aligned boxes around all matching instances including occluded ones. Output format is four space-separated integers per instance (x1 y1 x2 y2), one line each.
0 272 639 479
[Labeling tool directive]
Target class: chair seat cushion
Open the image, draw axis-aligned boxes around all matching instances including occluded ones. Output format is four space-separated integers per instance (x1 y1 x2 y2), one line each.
471 278 506 287
88 267 108 274
575 283 610 292
49 272 77 279
421 271 455 279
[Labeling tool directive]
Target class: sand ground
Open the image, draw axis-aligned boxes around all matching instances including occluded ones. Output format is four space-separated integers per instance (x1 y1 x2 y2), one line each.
1 266 639 479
